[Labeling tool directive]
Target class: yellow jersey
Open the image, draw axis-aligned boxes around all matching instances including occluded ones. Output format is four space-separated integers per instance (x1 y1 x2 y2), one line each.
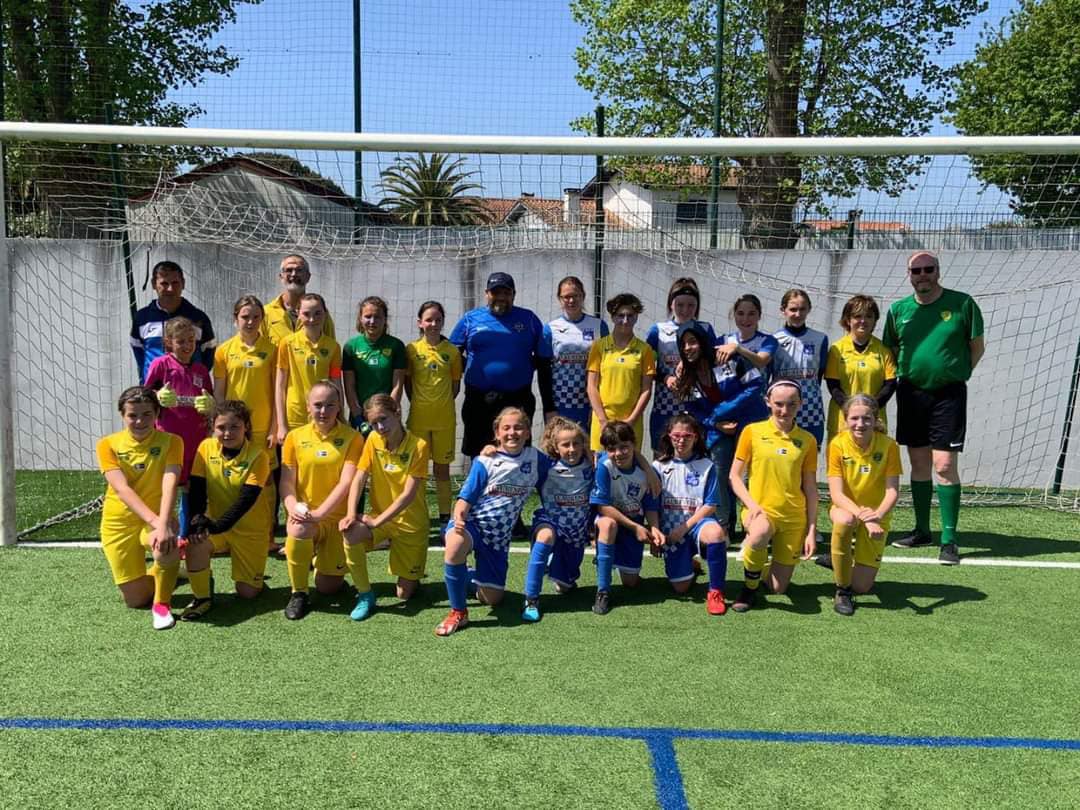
214 333 277 436
827 430 902 515
277 331 343 429
586 335 656 450
358 429 431 535
191 438 274 538
823 334 897 439
405 338 462 432
734 419 818 523
282 421 363 519
261 293 336 346
97 429 184 524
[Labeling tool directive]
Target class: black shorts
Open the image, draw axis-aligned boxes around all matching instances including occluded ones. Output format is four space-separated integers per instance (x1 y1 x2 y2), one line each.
895 379 967 452
461 384 536 457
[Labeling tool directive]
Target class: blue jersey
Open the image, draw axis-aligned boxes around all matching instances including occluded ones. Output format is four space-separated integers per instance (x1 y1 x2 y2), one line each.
458 447 550 549
544 314 608 420
130 298 216 382
723 330 779 374
652 456 719 537
646 319 717 419
591 453 660 519
772 326 829 434
682 357 768 448
450 305 551 392
533 456 594 546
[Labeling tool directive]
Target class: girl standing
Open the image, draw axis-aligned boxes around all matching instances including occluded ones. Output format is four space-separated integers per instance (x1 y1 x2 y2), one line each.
729 380 819 612
275 293 343 444
543 276 608 431
343 296 407 428
404 301 462 525
772 289 829 446
213 295 277 452
586 293 656 453
96 386 183 630
826 395 902 615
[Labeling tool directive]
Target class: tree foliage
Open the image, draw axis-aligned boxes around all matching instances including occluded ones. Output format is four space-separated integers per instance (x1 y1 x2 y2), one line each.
951 0 1080 226
3 0 260 236
377 153 489 227
570 0 985 247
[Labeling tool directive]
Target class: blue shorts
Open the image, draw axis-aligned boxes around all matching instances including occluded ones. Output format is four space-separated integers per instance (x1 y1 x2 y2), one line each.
607 522 645 575
665 518 721 582
445 519 509 591
532 518 589 587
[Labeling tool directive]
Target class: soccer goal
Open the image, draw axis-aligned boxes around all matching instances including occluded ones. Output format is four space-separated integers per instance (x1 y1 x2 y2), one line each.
2 122 1079 544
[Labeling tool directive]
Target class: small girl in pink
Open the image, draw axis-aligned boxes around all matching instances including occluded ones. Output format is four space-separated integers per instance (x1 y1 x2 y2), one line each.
144 316 214 537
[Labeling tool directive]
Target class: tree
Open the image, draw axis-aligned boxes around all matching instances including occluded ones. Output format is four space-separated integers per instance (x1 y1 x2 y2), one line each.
377 153 489 226
570 0 985 247
3 0 260 236
951 0 1080 227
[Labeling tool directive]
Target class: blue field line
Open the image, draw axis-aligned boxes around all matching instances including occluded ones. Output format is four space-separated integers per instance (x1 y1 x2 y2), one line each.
5 716 1080 810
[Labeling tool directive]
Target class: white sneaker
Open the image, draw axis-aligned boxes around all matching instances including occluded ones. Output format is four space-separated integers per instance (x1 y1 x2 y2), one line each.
152 602 175 630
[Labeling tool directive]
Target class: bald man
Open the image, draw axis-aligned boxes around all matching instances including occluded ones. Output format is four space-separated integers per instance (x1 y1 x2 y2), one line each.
882 251 985 565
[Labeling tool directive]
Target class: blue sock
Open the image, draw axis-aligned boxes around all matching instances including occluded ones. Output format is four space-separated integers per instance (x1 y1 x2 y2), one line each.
445 562 469 611
706 541 728 591
178 490 190 537
596 541 614 592
525 541 551 600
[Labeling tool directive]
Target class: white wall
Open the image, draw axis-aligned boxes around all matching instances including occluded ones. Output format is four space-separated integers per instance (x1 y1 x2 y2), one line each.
10 240 1079 492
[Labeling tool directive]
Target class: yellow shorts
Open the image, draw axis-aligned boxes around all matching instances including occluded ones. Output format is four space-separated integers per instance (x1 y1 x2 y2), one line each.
311 520 347 577
742 508 806 567
852 523 887 570
368 523 428 581
100 517 152 585
210 530 269 589
412 427 455 466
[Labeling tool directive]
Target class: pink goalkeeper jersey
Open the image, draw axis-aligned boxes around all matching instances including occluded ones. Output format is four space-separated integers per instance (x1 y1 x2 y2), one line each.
144 354 211 483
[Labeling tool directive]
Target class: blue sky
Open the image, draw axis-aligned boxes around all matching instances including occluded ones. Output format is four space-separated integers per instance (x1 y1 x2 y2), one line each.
170 0 1021 219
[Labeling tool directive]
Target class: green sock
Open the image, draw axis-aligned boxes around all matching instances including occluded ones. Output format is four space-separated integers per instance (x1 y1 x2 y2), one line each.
911 479 933 535
937 483 961 545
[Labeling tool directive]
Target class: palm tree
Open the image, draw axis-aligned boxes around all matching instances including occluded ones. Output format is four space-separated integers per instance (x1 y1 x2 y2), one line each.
378 153 489 226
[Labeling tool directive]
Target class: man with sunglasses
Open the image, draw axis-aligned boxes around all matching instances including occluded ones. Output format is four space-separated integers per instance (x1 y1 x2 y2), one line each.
883 251 984 565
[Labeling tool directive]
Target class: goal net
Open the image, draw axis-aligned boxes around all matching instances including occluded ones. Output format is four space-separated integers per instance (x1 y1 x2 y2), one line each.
3 125 1079 541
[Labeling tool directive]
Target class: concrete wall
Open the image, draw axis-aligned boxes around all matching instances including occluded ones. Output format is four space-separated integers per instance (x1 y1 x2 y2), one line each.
10 240 1079 491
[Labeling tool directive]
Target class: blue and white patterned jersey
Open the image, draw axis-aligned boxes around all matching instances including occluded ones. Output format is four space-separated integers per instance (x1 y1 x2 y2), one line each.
652 456 719 538
772 326 829 433
543 314 608 416
533 457 594 546
459 447 550 550
591 453 660 519
646 319 717 418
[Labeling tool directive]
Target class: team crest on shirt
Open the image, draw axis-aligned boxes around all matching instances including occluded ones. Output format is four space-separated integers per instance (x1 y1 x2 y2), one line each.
400 451 410 462
513 322 526 332
872 452 883 462
627 482 640 498
941 310 952 322
685 471 700 487
258 352 268 360
333 438 345 447
440 353 449 361
521 461 532 473
792 438 803 448
149 446 161 456
583 329 594 339
382 348 392 356
319 348 329 357
802 345 814 355
193 376 204 387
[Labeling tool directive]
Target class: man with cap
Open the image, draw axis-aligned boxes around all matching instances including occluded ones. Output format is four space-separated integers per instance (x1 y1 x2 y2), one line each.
450 271 555 458
883 251 984 565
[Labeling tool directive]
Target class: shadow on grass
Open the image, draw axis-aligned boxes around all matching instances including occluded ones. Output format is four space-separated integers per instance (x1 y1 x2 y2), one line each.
735 579 988 616
942 531 1080 559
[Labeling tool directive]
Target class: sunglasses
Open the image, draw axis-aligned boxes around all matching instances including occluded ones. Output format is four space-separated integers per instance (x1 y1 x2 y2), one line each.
909 265 937 276
669 432 696 441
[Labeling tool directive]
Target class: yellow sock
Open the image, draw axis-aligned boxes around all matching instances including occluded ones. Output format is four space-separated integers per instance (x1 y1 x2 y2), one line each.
188 567 212 600
436 479 452 516
831 526 854 589
742 544 769 590
151 561 180 605
345 542 371 593
286 536 314 593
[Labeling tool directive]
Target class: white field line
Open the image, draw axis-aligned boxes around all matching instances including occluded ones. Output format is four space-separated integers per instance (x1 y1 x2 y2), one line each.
14 540 1080 570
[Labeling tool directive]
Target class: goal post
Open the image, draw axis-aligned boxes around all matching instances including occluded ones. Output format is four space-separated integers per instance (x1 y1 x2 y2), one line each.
3 122 1080 545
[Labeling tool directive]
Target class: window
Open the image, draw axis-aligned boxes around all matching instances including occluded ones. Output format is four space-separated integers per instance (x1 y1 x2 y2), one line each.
675 201 709 224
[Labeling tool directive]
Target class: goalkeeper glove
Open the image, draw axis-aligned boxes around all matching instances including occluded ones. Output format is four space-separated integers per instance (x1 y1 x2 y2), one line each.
156 385 178 408
194 393 215 415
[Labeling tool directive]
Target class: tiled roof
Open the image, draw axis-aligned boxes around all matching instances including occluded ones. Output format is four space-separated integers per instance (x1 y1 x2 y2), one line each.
801 219 909 233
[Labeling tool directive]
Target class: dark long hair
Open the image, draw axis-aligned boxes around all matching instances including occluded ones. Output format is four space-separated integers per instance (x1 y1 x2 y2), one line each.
656 414 708 462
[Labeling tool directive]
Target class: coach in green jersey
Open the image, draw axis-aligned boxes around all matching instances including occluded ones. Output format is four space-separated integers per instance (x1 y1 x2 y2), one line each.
882 251 984 565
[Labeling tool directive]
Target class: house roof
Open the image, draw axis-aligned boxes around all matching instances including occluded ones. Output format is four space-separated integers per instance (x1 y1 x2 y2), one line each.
800 219 909 233
128 156 388 220
470 194 632 229
580 163 740 197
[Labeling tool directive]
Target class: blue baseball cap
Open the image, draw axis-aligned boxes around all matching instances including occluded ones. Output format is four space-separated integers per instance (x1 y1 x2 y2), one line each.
485 272 516 292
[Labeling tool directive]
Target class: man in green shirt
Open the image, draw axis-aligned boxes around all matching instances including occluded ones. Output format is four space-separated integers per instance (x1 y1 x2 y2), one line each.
882 251 985 565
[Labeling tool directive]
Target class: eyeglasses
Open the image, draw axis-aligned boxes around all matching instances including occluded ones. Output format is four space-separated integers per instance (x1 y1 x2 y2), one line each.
669 432 696 441
909 265 937 275
559 293 583 302
613 313 638 323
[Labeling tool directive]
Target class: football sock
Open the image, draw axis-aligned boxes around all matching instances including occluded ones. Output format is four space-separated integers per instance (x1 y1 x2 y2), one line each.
742 543 768 590
188 566 212 600
345 542 371 593
937 483 962 545
285 536 314 593
705 541 727 590
831 525 853 589
911 479 933 535
151 560 179 605
435 479 452 517
445 562 469 611
524 540 550 600
596 540 614 592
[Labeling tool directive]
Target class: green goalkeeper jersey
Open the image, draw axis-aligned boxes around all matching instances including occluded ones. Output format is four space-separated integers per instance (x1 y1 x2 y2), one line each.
882 288 984 390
